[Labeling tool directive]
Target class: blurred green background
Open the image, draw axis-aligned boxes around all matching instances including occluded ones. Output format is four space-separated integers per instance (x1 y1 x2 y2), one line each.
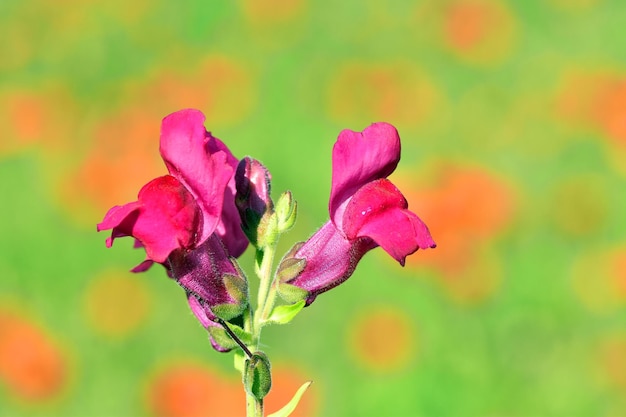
2 0 626 416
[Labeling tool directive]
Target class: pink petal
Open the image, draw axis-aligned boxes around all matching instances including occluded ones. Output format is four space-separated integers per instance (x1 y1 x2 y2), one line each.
187 293 215 327
343 179 436 265
215 179 249 257
133 176 200 262
329 123 401 230
206 134 248 256
131 259 154 273
98 175 200 264
159 109 234 245
206 134 239 168
97 201 141 247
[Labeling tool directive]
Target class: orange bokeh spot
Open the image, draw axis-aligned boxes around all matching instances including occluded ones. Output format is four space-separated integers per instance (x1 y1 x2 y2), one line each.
348 307 415 372
146 362 243 417
445 0 490 50
0 88 77 157
555 71 626 146
58 107 163 225
57 54 256 226
327 62 440 127
138 55 255 128
593 79 626 145
612 252 626 299
598 335 626 392
442 0 517 65
7 94 47 144
241 0 306 23
0 309 67 402
395 164 514 303
399 164 515 273
146 361 315 417
265 365 316 417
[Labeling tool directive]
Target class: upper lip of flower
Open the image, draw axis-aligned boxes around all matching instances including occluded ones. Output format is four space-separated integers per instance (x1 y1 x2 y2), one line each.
159 109 236 247
329 122 402 233
328 122 436 264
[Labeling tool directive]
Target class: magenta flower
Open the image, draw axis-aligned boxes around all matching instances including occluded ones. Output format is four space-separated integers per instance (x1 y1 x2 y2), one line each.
279 122 436 305
97 109 249 346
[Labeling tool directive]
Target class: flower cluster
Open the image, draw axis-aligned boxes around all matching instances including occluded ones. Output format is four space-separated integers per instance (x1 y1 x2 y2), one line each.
98 109 435 350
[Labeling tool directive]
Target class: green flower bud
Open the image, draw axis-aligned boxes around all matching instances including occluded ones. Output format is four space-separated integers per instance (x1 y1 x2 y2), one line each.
275 191 297 233
244 351 272 400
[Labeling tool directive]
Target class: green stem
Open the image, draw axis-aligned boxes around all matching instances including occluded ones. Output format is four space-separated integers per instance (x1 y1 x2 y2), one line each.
247 394 263 417
253 245 277 346
259 280 278 323
244 243 278 417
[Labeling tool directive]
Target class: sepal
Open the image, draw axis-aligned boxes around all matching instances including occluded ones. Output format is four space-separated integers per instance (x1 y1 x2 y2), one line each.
276 256 306 283
207 322 253 351
211 301 247 322
222 272 248 310
277 283 309 304
276 241 306 283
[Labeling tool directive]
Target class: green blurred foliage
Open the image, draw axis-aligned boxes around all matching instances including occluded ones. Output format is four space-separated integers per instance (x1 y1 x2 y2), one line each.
1 0 626 416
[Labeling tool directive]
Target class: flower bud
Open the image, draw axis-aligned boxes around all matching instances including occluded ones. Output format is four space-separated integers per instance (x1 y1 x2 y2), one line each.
275 191 297 233
235 157 273 246
244 351 272 400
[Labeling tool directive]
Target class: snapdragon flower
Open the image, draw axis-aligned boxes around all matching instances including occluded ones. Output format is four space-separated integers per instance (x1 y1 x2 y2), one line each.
97 109 248 349
279 122 436 305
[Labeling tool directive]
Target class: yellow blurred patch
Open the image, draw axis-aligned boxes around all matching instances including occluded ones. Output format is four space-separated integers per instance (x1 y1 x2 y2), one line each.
348 306 416 373
83 270 151 339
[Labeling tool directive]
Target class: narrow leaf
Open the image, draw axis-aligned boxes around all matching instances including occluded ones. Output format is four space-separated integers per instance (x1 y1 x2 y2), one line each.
267 381 313 417
266 300 306 325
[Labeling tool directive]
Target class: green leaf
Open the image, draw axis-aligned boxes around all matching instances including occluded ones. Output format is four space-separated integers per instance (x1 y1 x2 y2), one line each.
267 381 313 417
265 300 306 325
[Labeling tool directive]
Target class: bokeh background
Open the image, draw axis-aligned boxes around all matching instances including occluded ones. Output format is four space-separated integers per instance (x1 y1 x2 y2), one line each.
1 0 626 416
